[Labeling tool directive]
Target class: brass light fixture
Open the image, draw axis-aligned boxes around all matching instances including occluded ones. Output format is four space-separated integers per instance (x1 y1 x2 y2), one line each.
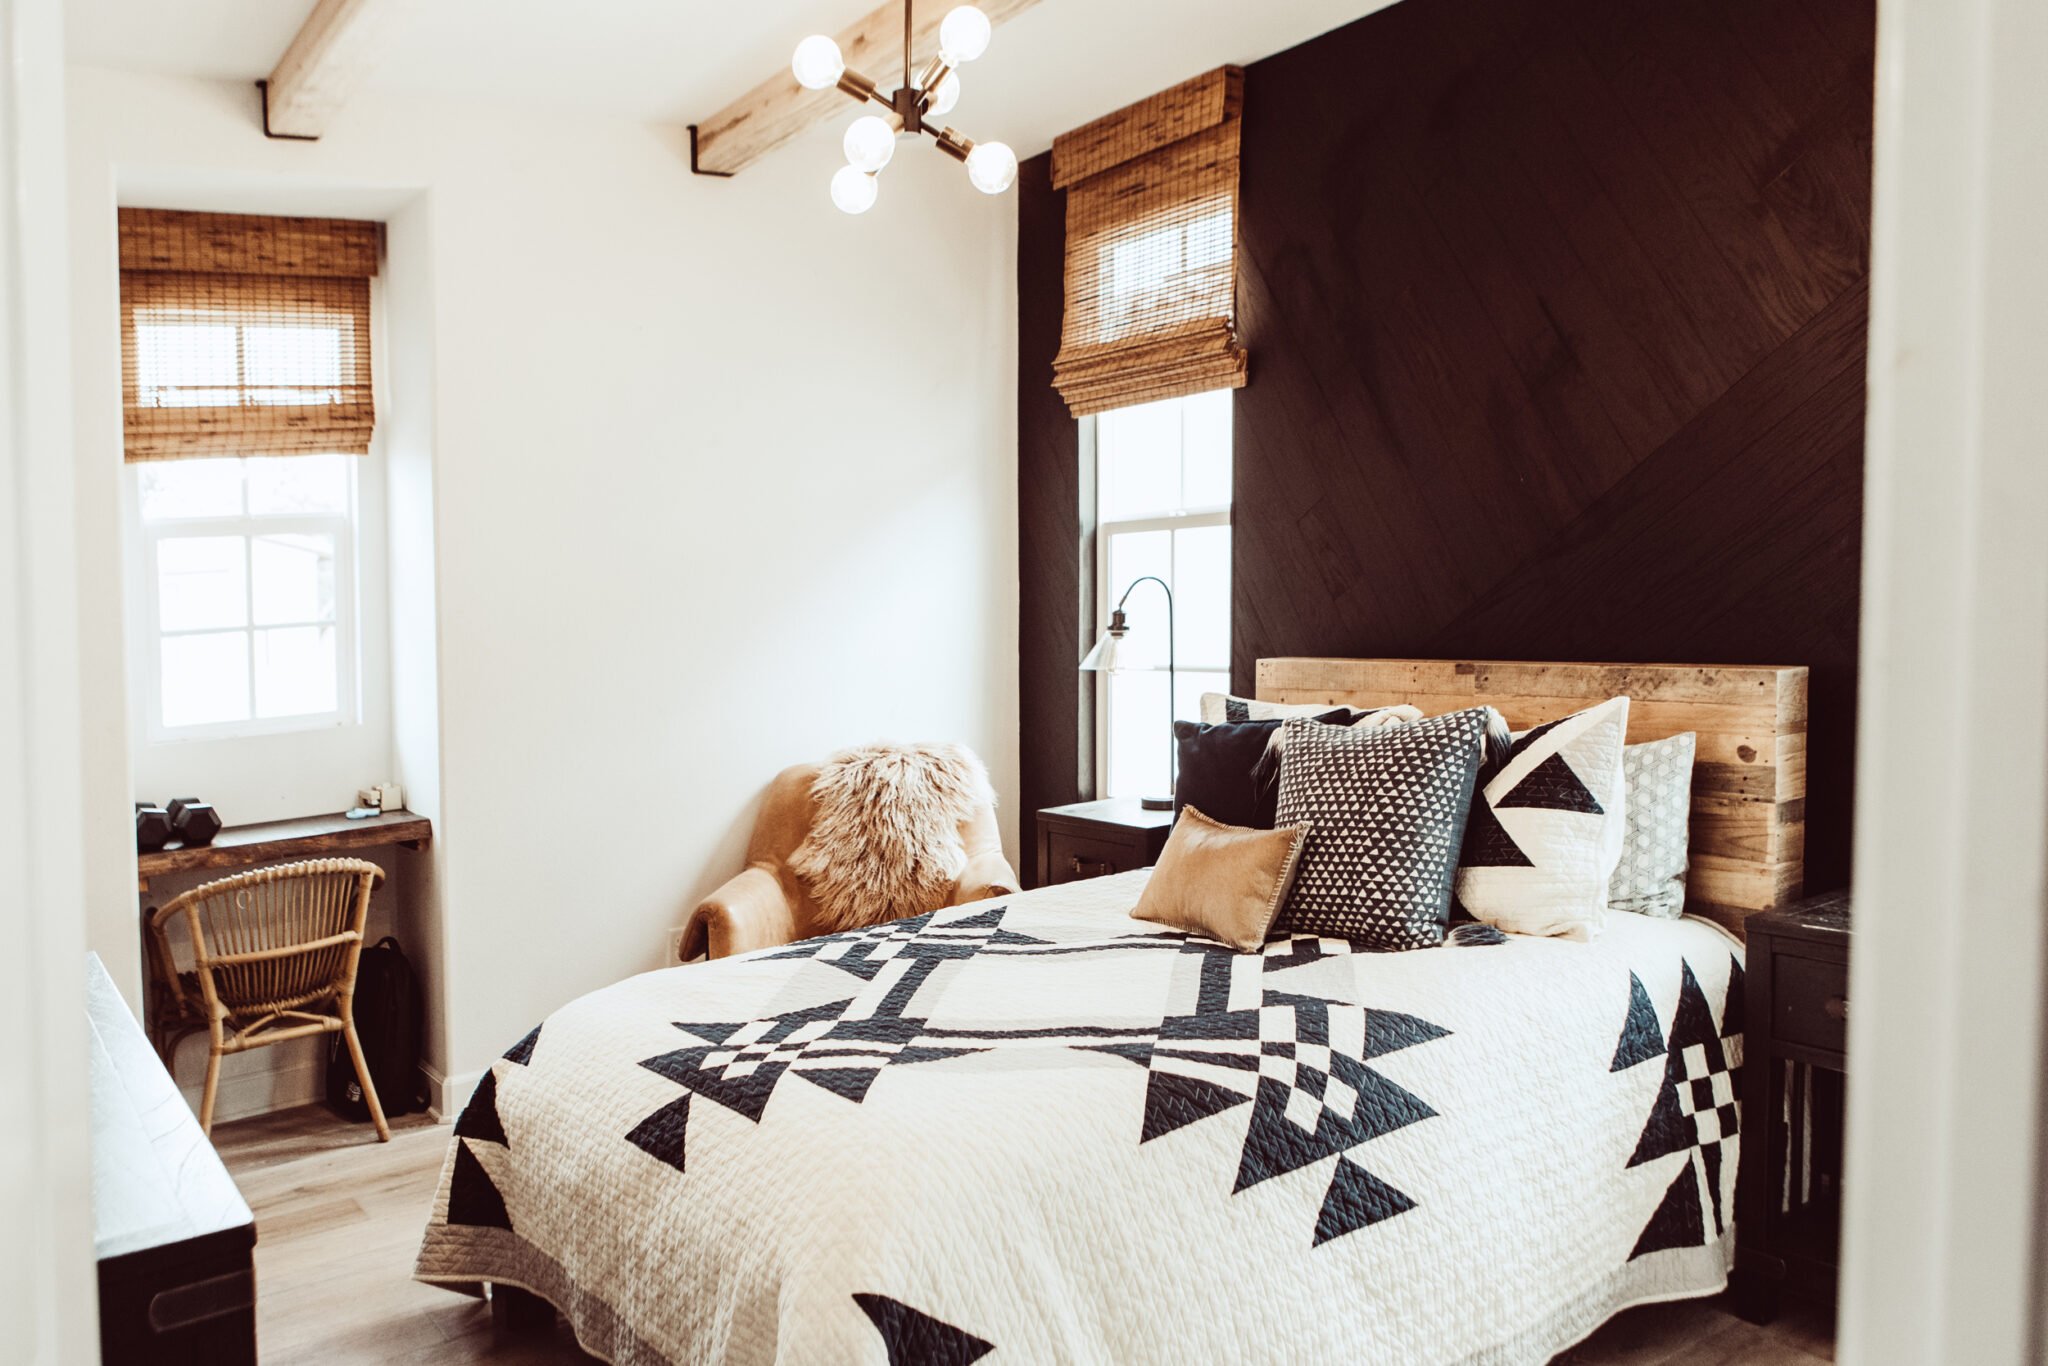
791 1 1019 214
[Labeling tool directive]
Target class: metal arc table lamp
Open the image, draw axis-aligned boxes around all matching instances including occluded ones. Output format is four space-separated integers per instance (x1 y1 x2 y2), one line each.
1080 575 1176 811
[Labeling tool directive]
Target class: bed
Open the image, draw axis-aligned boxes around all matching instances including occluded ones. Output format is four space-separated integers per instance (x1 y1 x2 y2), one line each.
416 658 1808 1365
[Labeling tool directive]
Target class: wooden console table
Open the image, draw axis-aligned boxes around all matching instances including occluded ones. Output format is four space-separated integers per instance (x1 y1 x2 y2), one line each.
137 809 431 892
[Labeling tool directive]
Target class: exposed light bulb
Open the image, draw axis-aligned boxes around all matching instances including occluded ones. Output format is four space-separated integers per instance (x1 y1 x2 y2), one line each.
938 6 992 64
964 140 1017 195
929 70 962 117
831 165 879 214
843 115 897 173
791 34 845 90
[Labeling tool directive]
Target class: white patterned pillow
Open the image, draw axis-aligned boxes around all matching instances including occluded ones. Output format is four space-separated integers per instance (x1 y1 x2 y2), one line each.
1272 708 1489 949
1200 692 1422 727
1455 696 1629 940
1608 732 1696 918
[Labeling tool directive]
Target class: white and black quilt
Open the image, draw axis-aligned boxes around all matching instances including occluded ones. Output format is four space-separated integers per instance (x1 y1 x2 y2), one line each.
417 872 1744 1365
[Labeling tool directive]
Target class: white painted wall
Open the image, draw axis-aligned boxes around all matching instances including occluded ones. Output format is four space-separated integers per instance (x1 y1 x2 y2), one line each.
1840 0 2048 1359
1 0 98 1356
66 70 1021 1105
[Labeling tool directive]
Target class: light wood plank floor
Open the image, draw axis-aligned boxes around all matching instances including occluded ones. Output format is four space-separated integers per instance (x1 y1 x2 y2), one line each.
219 1105 1837 1365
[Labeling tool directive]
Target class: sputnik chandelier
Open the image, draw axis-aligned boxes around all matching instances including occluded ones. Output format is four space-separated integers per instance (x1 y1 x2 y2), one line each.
791 1 1018 214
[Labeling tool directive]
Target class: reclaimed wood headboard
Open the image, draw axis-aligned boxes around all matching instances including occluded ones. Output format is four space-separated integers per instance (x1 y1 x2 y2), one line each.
1256 658 1808 937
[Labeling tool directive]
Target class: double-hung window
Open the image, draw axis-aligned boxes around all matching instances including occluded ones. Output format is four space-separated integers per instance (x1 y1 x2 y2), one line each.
135 456 356 737
117 209 383 747
1094 388 1232 800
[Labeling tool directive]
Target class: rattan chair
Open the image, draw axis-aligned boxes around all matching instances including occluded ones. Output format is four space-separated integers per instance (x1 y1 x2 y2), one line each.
149 858 390 1140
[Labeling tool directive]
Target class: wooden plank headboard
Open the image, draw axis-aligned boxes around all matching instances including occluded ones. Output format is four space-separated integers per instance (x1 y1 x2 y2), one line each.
1256 658 1808 937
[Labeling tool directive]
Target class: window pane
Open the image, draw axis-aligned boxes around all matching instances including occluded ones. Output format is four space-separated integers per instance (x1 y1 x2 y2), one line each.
1105 529 1171 671
134 321 237 407
1106 670 1169 801
1180 388 1233 508
137 458 244 520
254 625 338 719
242 324 343 404
161 630 250 728
251 533 336 625
246 454 349 516
156 536 247 632
1098 398 1183 520
1173 525 1230 668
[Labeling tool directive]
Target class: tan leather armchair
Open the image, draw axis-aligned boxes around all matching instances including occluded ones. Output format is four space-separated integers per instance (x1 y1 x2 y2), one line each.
681 761 1020 962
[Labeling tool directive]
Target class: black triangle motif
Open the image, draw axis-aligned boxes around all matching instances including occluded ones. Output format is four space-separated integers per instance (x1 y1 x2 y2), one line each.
1722 957 1745 1040
1364 1009 1453 1059
502 1024 540 1066
453 1068 507 1147
1496 752 1604 814
1702 1141 1726 1234
624 1096 691 1173
1141 1070 1253 1142
1610 973 1666 1072
1314 1156 1418 1246
1505 716 1567 764
1460 797 1534 868
446 1140 513 1231
1629 1161 1706 1260
852 1293 995 1366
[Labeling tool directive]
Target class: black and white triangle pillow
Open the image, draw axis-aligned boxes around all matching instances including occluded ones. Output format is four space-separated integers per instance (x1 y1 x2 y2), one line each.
1273 707 1488 949
1455 696 1630 940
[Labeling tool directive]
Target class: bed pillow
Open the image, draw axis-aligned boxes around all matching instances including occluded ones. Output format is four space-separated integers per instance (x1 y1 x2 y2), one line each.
1132 806 1311 952
1173 712 1348 829
1272 707 1490 949
1199 692 1422 728
1455 696 1630 940
1608 732 1697 918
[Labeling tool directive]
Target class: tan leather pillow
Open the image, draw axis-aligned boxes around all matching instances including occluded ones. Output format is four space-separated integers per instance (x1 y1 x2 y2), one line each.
1133 805 1312 952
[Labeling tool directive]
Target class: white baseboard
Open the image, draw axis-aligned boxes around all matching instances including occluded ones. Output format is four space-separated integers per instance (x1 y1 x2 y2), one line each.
424 1064 485 1123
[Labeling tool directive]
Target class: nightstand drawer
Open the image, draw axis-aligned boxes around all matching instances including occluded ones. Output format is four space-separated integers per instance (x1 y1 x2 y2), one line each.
1043 828 1145 885
1774 954 1849 1054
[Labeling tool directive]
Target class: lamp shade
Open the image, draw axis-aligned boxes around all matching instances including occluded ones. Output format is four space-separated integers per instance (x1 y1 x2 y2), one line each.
1079 610 1130 671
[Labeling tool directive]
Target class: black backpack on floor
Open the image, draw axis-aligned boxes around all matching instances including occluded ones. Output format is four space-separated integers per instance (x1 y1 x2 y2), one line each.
328 935 425 1120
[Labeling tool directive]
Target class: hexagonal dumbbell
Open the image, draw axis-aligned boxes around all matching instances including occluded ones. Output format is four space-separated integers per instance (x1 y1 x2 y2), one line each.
136 802 173 853
166 797 223 847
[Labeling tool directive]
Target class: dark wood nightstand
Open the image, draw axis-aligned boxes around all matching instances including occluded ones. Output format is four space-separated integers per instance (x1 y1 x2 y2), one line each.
1735 889 1850 1322
1035 799 1174 888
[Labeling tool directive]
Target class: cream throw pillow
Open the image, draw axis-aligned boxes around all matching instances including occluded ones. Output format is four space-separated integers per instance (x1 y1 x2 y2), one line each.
1454 696 1630 940
1133 806 1311 952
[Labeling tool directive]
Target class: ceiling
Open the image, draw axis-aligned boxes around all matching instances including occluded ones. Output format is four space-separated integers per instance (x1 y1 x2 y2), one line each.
64 0 1397 157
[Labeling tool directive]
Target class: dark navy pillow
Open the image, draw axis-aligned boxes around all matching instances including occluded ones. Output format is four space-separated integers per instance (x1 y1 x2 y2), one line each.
1173 711 1349 829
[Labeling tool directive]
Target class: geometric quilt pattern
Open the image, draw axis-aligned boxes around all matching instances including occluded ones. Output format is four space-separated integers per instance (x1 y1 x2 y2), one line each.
1611 956 1744 1259
626 906 1451 1248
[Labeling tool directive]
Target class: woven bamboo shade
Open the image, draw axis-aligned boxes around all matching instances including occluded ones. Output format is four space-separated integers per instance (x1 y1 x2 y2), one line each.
119 209 384 462
1050 67 1246 417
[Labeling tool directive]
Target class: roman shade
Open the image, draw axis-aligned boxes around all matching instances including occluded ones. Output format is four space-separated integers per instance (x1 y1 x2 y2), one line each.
118 209 384 461
1049 66 1247 417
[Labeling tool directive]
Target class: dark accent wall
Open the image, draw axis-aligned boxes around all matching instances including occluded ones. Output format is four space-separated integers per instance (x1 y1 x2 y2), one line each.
1019 0 1874 891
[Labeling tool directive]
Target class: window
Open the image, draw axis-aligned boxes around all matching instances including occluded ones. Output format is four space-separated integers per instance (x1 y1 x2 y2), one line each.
134 455 357 739
1095 388 1232 800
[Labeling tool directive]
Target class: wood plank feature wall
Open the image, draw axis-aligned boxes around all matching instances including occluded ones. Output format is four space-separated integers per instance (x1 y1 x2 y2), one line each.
1258 658 1807 934
1016 0 1873 891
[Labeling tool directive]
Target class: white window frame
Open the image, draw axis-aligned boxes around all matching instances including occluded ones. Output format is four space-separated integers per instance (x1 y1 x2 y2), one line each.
130 462 360 744
1094 508 1233 794
1091 390 1233 800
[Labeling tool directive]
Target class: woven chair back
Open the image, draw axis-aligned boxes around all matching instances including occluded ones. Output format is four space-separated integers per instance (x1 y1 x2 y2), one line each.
173 858 382 1017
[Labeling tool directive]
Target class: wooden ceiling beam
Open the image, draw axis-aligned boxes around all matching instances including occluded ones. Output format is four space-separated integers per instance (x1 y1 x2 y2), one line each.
690 0 1043 177
260 0 403 140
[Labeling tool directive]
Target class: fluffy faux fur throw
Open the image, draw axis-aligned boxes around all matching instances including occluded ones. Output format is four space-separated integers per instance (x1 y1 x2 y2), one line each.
789 742 997 933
